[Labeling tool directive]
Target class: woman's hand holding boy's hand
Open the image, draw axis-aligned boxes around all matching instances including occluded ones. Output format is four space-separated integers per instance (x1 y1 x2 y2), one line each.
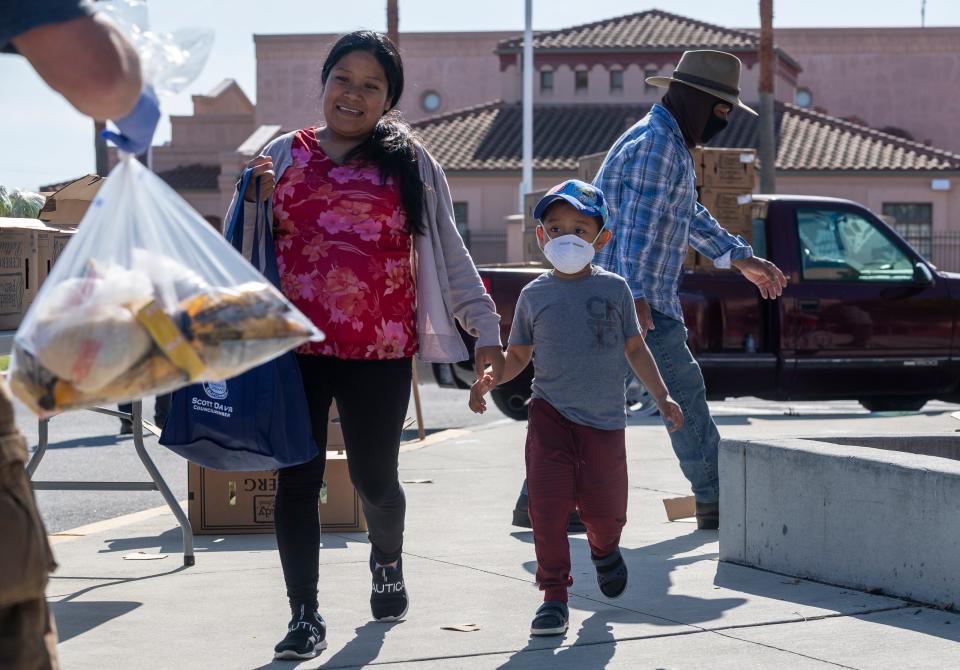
468 373 497 414
475 346 506 385
658 397 684 433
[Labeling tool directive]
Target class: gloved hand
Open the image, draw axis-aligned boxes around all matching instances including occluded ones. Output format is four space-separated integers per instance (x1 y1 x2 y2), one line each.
101 84 161 155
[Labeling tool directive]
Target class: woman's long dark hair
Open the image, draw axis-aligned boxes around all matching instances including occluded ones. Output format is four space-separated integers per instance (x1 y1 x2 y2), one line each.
321 31 425 235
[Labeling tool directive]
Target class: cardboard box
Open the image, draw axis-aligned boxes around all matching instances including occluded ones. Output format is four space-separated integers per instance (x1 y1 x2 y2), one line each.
577 152 606 182
0 219 77 286
700 148 756 190
691 147 704 187
699 188 754 239
187 451 366 535
38 175 104 227
662 495 696 521
0 222 40 330
187 406 355 535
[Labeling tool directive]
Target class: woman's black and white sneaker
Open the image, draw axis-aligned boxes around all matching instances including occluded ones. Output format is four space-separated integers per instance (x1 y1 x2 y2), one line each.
593 548 628 599
371 556 408 621
530 601 569 636
273 606 328 660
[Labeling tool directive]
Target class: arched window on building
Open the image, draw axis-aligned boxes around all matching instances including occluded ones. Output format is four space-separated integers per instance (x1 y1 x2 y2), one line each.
575 67 589 93
540 68 554 93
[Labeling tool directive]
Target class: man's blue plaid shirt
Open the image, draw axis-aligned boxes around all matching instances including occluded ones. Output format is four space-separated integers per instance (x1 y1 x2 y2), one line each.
593 104 754 323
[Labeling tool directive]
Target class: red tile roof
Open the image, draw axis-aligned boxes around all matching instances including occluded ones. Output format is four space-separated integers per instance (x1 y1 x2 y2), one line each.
497 9 757 52
414 101 960 173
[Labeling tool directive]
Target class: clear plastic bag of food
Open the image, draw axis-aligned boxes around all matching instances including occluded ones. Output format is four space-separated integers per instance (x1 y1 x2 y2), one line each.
9 156 323 417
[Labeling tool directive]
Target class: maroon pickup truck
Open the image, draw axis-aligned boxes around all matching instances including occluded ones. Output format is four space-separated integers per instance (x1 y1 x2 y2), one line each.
433 195 960 419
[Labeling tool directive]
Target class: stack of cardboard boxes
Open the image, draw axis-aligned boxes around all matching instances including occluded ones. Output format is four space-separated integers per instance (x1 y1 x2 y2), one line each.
564 149 757 273
0 175 98 331
187 405 367 535
689 147 757 272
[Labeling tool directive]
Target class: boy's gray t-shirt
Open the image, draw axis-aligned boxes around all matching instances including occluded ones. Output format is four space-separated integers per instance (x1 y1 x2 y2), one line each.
508 266 642 430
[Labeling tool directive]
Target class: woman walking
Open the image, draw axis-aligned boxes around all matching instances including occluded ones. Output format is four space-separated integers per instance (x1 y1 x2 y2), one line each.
226 31 503 660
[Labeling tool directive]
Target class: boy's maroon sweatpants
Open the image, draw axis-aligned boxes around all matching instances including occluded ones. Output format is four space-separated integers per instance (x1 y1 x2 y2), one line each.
525 398 628 603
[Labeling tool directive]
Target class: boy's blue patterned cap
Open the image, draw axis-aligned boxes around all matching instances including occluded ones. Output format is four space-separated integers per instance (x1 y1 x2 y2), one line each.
533 179 609 228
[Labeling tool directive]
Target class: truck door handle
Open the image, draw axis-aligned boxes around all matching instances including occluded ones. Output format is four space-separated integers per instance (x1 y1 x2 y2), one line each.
797 298 821 313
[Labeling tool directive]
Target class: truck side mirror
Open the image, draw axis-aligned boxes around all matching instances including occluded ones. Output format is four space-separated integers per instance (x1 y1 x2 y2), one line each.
914 262 935 286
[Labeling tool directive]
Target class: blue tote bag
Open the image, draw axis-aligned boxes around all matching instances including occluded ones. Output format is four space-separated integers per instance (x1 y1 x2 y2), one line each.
159 170 319 470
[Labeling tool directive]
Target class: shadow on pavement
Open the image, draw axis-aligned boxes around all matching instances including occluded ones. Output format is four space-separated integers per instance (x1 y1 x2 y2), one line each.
30 434 131 450
52 600 140 643
318 621 401 669
50 563 191 641
713 562 960 644
98 528 368 555
245 622 401 670
495 530 745 667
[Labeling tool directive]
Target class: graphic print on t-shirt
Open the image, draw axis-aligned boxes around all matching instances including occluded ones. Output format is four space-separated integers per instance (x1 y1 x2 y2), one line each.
586 296 621 350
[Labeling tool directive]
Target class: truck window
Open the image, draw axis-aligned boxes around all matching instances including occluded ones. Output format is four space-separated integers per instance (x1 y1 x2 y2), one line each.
796 208 914 282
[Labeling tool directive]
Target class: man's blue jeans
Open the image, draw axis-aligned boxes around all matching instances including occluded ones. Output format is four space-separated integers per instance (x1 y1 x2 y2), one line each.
642 309 720 503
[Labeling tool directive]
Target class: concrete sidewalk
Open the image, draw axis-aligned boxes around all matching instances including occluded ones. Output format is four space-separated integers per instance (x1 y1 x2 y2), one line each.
47 410 960 669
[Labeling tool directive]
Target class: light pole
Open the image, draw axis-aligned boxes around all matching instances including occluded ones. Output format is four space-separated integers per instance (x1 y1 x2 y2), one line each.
387 0 399 45
758 0 777 194
520 0 533 210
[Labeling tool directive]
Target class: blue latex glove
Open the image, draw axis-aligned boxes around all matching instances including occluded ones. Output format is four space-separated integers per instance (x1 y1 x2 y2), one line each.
101 85 161 155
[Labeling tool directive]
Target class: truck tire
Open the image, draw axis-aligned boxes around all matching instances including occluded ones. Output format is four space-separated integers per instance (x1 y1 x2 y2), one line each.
491 387 530 421
859 397 928 413
626 374 660 416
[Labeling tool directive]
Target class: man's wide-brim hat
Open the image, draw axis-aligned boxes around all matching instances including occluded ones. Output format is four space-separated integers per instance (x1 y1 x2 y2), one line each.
646 50 758 116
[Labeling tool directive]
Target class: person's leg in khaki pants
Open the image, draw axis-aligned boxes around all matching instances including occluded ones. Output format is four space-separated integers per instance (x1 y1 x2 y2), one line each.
0 380 59 670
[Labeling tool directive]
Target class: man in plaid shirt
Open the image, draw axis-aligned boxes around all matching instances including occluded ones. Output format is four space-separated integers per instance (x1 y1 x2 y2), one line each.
595 50 786 529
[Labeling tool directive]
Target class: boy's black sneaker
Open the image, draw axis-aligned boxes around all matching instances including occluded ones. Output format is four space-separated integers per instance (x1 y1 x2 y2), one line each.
592 548 628 599
371 556 408 621
530 601 568 636
273 606 327 660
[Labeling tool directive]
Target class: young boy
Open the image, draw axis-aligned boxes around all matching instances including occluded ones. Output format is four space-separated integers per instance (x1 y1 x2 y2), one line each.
470 179 683 636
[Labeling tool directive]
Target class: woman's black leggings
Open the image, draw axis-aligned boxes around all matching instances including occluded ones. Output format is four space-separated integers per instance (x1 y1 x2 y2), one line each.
275 354 412 613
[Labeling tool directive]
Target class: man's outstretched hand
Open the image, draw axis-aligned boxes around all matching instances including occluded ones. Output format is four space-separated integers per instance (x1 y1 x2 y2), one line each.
732 256 788 299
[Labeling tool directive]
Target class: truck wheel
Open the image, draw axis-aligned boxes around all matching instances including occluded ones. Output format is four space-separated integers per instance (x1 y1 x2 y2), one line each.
859 397 928 413
491 388 530 421
626 374 660 416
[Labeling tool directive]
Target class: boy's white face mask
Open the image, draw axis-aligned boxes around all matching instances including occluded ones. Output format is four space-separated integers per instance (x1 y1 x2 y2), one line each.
539 225 603 274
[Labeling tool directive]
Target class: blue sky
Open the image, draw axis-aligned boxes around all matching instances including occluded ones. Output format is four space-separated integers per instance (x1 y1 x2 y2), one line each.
2 0 957 190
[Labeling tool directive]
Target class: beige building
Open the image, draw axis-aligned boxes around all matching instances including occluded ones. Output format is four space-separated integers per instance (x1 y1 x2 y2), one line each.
129 10 960 267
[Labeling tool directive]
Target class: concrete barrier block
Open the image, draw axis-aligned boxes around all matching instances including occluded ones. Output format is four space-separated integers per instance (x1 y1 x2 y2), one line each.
719 439 747 563
719 434 960 608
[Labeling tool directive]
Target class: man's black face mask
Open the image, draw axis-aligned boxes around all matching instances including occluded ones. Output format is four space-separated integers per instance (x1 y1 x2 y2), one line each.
701 114 729 143
662 82 730 146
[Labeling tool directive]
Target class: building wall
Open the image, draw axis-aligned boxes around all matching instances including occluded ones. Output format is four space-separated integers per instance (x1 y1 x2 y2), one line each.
775 173 960 234
502 57 796 106
774 28 960 151
254 31 513 131
170 115 256 150
445 172 574 263
178 190 225 229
